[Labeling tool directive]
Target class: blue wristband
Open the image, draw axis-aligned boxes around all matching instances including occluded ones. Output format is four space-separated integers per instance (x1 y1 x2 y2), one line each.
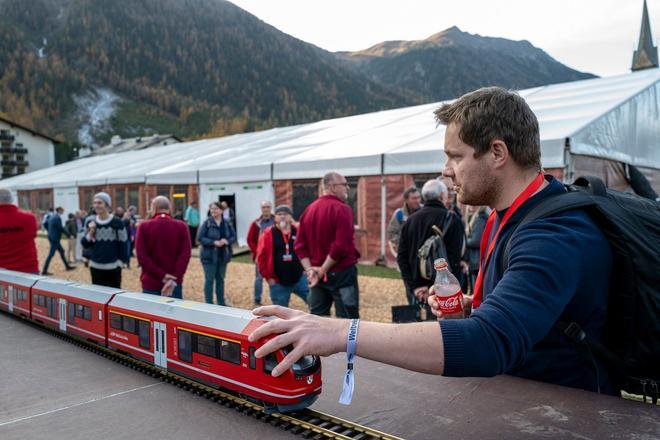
338 319 359 405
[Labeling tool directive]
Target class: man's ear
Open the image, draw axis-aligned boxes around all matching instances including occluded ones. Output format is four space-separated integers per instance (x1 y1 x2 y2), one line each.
490 139 509 169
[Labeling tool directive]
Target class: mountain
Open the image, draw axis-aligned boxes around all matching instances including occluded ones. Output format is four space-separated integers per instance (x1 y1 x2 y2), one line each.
337 26 597 102
0 0 419 146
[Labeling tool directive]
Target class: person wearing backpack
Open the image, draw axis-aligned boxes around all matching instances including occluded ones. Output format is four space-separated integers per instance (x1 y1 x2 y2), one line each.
81 192 130 288
386 186 422 260
248 87 625 403
397 179 463 305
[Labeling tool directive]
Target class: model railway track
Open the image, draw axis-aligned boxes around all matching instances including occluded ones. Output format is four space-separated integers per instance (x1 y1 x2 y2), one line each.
14 314 404 440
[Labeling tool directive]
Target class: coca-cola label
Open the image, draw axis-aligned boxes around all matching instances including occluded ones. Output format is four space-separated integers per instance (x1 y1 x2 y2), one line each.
438 290 463 314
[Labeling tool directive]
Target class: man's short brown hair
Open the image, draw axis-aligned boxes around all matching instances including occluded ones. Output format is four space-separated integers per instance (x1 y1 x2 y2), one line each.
434 87 541 170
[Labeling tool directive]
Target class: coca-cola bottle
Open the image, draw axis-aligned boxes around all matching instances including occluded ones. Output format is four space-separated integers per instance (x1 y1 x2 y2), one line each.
433 258 465 319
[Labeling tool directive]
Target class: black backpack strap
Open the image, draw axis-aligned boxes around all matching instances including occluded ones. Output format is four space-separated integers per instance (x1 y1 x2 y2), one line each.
573 175 607 197
441 211 454 235
500 190 597 272
556 321 626 377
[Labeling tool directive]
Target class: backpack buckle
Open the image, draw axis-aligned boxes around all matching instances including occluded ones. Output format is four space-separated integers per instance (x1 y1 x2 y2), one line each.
563 322 586 344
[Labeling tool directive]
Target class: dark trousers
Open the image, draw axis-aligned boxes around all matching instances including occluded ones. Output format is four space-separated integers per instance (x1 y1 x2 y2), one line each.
188 226 198 247
309 265 359 319
43 240 69 272
405 285 417 306
90 267 122 288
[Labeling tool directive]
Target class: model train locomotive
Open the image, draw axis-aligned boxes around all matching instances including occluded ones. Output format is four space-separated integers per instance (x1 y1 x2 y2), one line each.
0 269 322 412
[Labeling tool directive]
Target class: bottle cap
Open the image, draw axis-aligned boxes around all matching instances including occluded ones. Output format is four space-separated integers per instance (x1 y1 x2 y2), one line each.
434 258 448 270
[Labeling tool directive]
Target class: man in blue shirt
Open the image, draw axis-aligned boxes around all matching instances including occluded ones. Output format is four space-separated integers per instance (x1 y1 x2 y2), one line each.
184 200 200 248
247 87 613 395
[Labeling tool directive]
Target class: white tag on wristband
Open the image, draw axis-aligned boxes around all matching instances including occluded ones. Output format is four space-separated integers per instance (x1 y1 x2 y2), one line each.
338 319 359 405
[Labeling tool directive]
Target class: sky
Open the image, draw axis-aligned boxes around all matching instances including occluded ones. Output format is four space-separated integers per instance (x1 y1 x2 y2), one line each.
229 0 659 78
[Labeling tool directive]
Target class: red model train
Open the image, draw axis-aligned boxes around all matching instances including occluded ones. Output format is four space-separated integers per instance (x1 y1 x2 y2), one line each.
0 269 322 412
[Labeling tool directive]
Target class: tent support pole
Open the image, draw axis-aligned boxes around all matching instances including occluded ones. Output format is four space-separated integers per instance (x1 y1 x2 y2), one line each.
564 137 574 183
379 154 386 264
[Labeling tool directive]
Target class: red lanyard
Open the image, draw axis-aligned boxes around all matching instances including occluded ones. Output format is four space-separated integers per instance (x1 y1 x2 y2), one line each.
472 173 545 309
278 227 291 254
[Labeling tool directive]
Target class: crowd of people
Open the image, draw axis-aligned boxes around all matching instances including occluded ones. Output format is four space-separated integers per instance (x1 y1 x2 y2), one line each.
0 163 483 324
0 168 365 315
388 178 490 307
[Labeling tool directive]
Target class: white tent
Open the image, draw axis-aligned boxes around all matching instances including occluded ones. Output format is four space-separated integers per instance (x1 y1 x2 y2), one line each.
4 68 657 191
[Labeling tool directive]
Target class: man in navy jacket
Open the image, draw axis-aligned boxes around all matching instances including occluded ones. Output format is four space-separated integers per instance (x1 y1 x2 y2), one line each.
248 87 613 395
42 207 75 275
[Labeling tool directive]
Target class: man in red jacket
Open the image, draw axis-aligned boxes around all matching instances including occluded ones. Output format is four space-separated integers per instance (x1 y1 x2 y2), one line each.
136 196 191 298
295 172 360 318
0 188 39 273
246 200 275 306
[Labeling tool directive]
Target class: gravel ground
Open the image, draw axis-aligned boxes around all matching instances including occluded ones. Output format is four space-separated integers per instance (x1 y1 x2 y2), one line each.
36 238 408 323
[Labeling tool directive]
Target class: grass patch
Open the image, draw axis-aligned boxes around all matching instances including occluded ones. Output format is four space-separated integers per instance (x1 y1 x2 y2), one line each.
231 252 253 264
357 264 401 279
231 251 401 280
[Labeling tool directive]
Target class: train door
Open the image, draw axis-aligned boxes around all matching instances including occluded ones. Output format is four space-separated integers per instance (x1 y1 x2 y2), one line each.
58 298 67 332
7 285 13 313
153 322 168 368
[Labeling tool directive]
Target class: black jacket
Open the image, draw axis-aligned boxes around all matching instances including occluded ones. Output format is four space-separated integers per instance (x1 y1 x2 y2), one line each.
397 200 463 290
465 209 489 272
198 217 236 265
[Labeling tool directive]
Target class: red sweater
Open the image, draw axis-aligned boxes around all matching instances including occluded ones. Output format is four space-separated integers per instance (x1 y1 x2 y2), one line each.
247 215 275 261
294 195 359 272
135 213 191 291
0 204 39 273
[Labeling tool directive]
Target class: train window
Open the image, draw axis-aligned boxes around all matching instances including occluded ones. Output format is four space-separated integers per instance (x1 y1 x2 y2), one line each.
196 335 217 358
75 304 85 318
110 313 122 330
138 320 150 349
249 347 256 369
263 352 278 375
68 303 75 323
179 330 192 363
283 345 320 376
83 306 92 321
219 340 240 365
47 297 57 318
123 317 136 334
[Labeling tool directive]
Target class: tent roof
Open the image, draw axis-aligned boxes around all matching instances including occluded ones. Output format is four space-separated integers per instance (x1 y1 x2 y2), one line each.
3 68 658 190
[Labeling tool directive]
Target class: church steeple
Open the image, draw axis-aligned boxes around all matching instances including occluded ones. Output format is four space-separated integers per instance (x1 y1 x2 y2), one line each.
631 0 658 71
